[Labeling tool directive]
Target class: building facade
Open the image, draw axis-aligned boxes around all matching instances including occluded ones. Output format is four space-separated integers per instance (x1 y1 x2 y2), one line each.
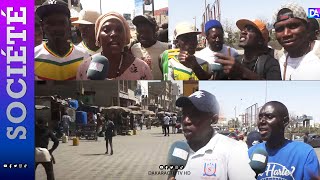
183 81 198 96
35 81 139 108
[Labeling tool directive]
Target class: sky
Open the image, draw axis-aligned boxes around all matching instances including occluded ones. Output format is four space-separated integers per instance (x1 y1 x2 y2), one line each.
169 0 320 40
199 81 320 123
80 0 168 15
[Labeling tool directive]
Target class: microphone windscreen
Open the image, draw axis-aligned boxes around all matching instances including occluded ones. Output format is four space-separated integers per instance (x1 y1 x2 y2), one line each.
167 141 190 167
249 148 268 174
87 55 109 80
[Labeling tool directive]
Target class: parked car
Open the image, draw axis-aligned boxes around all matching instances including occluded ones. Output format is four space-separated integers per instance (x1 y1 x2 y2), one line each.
307 134 320 148
295 134 320 148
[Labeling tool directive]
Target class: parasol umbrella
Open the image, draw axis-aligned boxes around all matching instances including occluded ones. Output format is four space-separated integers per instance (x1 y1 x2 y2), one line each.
127 106 141 111
35 105 50 110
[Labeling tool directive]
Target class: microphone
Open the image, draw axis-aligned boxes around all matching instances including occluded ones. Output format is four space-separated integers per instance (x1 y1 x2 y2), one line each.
167 141 190 179
87 55 109 80
249 148 268 178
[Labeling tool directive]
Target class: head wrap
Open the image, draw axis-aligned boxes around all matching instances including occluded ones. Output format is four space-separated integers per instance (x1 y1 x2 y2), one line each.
95 12 131 47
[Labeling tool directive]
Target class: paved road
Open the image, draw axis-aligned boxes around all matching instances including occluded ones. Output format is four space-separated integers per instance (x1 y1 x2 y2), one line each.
36 127 320 180
36 127 184 180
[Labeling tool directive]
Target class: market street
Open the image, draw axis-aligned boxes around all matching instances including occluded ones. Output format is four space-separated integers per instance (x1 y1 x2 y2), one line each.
36 127 184 180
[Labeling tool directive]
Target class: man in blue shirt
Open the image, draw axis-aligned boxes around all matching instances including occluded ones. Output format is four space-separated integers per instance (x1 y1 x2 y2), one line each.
248 101 319 179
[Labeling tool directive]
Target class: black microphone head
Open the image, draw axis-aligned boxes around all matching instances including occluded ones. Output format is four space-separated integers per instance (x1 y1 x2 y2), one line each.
167 141 190 168
87 55 109 80
250 148 268 174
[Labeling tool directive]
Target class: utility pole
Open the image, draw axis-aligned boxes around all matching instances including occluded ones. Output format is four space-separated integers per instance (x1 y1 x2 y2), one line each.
234 106 237 128
205 0 207 22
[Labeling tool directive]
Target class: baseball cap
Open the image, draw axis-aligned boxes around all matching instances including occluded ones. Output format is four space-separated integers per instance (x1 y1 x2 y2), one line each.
36 0 70 20
174 22 201 39
246 131 262 148
205 19 223 34
176 90 219 114
72 10 101 26
133 15 157 28
273 2 307 25
236 19 269 43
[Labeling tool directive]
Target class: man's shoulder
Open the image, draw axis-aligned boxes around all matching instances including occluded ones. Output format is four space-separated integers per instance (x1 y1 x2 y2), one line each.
35 44 48 58
73 45 90 57
131 42 142 50
214 133 243 148
248 142 265 155
286 140 314 151
154 41 169 49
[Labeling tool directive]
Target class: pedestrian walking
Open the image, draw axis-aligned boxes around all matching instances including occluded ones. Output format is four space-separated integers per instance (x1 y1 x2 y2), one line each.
104 114 114 155
164 113 170 136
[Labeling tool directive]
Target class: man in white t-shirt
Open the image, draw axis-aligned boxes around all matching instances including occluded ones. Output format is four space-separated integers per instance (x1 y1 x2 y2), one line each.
61 112 72 136
196 19 238 80
273 3 320 80
164 113 170 136
174 90 255 180
172 114 177 134
131 15 168 80
72 10 102 56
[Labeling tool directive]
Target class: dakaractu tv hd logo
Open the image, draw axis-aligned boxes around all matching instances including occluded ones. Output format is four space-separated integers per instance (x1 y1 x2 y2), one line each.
308 8 320 18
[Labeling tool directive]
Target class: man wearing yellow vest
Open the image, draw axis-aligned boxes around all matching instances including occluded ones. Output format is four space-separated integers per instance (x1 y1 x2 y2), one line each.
162 22 211 80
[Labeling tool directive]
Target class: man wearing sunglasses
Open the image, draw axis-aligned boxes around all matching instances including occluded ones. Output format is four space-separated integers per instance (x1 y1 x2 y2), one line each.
273 3 320 80
215 19 281 80
248 101 319 179
174 90 255 180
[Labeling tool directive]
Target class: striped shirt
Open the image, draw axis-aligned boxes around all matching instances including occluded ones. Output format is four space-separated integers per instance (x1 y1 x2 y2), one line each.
35 43 90 80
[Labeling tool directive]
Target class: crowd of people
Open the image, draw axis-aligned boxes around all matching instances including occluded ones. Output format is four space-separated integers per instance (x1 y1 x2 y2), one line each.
35 1 320 80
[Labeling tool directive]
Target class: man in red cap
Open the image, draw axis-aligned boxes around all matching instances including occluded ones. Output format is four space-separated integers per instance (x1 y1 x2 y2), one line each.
215 19 281 80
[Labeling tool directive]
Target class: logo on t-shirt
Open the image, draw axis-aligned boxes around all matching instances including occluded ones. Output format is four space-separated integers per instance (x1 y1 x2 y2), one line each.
189 91 205 98
259 163 295 180
203 162 217 176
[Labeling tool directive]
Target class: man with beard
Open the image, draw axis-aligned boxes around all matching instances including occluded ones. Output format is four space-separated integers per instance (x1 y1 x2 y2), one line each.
72 10 101 55
174 90 255 180
273 3 320 80
215 19 281 80
35 0 90 80
131 15 168 80
162 22 210 80
196 20 238 80
248 101 319 179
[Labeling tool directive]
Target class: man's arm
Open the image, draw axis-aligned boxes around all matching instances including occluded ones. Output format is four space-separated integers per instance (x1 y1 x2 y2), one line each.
48 131 59 154
215 53 263 80
178 51 212 80
228 144 256 180
264 57 282 80
304 149 320 179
